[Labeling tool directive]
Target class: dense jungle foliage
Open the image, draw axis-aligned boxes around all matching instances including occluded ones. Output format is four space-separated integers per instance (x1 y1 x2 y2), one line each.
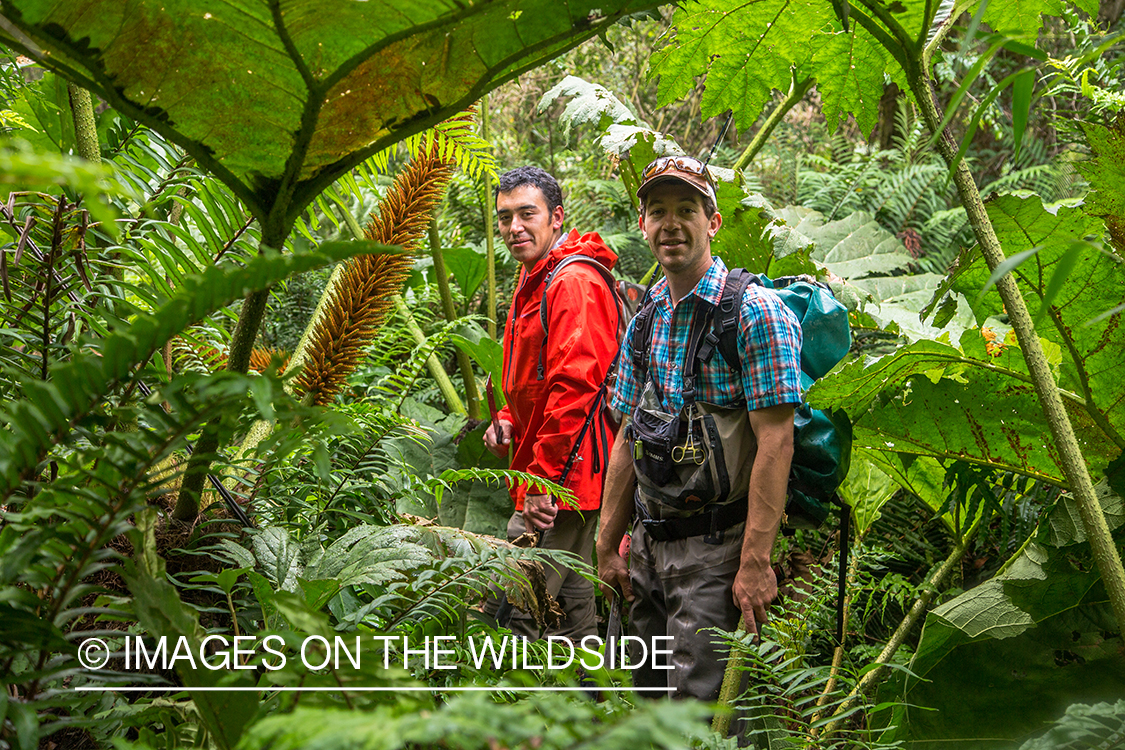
0 0 1123 748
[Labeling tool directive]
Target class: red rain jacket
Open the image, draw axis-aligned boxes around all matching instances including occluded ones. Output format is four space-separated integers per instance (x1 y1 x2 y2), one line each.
497 229 620 511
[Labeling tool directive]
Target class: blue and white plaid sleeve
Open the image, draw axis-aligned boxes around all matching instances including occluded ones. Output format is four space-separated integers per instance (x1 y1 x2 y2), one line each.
738 289 804 410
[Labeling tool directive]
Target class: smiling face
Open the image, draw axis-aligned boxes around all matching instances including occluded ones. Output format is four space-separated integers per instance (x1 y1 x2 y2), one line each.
496 184 565 270
639 182 722 292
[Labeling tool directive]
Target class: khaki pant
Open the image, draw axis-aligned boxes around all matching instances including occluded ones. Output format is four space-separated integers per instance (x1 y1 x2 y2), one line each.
627 515 745 701
502 508 599 641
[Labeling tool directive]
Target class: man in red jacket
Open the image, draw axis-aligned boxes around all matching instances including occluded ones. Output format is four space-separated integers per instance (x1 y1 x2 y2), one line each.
484 166 620 640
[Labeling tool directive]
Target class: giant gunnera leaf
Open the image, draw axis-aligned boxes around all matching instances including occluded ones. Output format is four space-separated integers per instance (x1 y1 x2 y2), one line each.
884 482 1125 747
0 0 663 235
937 194 1124 458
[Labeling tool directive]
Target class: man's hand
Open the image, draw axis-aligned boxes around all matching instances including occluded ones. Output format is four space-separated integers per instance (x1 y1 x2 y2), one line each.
732 559 777 637
483 419 513 458
522 493 557 531
597 550 633 604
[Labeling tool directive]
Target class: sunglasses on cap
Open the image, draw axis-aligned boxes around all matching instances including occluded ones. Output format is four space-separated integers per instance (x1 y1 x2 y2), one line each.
640 155 717 189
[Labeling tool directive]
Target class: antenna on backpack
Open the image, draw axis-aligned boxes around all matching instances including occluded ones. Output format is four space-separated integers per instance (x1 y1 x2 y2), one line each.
701 110 734 167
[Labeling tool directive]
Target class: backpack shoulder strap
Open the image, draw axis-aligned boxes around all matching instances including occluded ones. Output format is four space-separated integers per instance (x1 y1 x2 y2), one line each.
536 254 619 381
697 268 756 373
630 296 658 388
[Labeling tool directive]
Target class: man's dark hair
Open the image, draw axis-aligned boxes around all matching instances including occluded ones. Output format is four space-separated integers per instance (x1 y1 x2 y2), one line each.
495 166 563 214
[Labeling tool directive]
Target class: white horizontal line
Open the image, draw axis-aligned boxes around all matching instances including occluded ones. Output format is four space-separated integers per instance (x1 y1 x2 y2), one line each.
75 686 676 693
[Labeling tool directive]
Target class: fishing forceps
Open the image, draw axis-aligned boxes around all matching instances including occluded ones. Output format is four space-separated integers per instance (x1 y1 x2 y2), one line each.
671 405 705 464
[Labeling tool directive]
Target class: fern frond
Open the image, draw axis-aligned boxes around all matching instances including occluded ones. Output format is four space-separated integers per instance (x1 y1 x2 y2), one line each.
369 314 463 409
869 162 949 234
0 366 277 748
981 162 1066 200
426 468 577 510
0 242 382 496
368 106 496 181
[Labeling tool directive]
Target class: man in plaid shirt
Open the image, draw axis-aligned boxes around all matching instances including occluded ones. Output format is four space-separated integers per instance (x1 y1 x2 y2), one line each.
597 156 803 701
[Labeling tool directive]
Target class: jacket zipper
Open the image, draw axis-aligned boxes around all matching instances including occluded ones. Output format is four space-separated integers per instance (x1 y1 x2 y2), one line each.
503 267 530 387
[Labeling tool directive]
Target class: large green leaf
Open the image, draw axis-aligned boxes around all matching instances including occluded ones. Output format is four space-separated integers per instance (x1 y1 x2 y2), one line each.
0 0 662 233
941 194 1124 453
711 182 819 277
891 488 1125 747
980 0 1098 36
1078 120 1125 255
850 273 976 343
860 450 980 537
808 27 889 133
863 450 948 513
538 74 646 141
806 333 1123 485
649 0 1094 139
838 450 897 535
823 194 1125 489
802 209 914 278
768 206 913 279
650 0 891 133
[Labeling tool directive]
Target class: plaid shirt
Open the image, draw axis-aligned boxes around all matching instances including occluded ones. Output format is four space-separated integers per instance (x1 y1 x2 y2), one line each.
611 258 803 415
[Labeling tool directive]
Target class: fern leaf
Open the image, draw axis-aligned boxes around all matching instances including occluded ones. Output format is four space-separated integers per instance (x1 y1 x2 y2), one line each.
0 241 388 495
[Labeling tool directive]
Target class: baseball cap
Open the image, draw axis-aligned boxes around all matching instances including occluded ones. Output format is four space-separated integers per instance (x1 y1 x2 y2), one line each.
636 155 718 204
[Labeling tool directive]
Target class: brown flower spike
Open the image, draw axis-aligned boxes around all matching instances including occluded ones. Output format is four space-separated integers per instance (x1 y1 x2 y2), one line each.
293 115 468 404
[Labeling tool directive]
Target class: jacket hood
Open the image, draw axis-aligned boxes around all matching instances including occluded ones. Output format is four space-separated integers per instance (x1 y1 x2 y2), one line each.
525 229 618 285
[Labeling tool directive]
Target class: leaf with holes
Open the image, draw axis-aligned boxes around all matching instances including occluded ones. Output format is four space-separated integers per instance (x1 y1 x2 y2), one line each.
806 333 1123 486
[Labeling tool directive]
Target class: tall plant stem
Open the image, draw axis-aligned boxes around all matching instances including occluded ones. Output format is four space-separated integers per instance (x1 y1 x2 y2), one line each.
812 531 867 730
911 70 1125 636
731 75 814 173
823 523 977 736
429 219 481 419
67 83 100 164
174 230 281 520
481 98 498 339
711 617 748 738
393 294 466 415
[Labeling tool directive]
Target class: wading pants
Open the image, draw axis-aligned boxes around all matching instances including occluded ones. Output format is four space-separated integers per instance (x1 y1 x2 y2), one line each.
627 516 745 700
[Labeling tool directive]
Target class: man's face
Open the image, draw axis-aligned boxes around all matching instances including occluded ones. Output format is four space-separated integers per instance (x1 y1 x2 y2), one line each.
496 184 564 270
639 182 722 278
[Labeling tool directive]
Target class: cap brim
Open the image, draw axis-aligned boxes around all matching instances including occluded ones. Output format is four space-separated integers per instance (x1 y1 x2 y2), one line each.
637 173 716 203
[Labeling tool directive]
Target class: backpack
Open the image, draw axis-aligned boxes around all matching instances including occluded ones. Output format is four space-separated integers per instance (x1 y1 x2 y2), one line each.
534 254 647 483
630 268 853 529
